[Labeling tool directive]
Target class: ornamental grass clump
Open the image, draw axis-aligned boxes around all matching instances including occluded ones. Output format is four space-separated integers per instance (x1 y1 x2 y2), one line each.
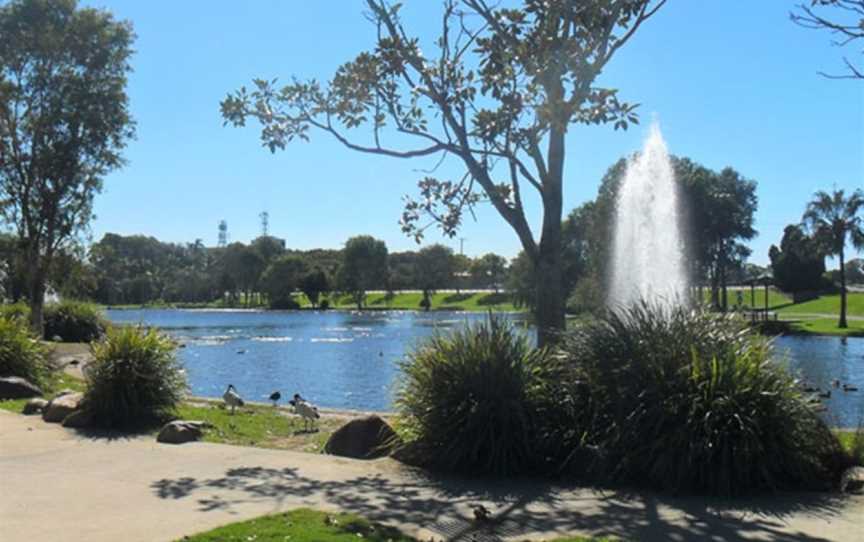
556 303 843 495
84 326 186 430
0 315 47 386
395 317 548 476
44 300 108 342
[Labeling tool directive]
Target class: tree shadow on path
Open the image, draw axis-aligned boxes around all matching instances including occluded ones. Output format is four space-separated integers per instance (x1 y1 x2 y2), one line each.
150 464 854 541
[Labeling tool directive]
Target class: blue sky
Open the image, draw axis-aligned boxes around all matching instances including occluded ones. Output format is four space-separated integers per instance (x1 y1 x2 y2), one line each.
81 1 863 266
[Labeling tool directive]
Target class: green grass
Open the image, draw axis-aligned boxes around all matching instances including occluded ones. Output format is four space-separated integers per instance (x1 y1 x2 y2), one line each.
174 401 340 452
179 508 609 542
785 317 864 337
700 287 792 310
301 291 520 312
835 429 864 466
0 371 85 414
777 292 864 317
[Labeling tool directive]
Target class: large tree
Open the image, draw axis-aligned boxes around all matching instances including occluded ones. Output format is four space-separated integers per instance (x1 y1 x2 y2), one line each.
769 225 826 295
338 235 388 310
221 0 665 346
802 188 864 328
415 243 454 310
0 0 135 332
791 0 864 79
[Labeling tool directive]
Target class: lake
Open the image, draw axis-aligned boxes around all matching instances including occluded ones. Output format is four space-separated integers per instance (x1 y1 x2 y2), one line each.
105 309 864 426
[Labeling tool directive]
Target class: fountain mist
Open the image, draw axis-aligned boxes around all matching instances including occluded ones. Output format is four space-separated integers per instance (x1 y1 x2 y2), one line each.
608 123 688 309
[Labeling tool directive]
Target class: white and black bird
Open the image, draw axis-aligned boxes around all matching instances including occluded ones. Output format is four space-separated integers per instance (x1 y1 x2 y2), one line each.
223 384 245 414
269 390 282 407
289 393 320 432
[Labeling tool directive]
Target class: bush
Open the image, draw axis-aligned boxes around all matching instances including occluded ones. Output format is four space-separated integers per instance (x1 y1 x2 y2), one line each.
84 326 186 429
269 296 301 310
0 316 47 386
0 302 31 323
395 316 548 475
319 298 330 310
44 300 107 342
554 303 843 495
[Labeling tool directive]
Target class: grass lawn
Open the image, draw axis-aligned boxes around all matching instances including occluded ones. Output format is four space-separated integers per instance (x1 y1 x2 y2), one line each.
308 291 520 312
0 371 85 414
835 429 864 465
175 401 342 452
777 292 864 317
179 508 608 542
786 317 864 337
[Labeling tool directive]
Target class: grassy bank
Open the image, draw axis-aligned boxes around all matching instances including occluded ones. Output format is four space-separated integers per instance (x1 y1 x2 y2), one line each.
180 508 607 542
104 291 522 313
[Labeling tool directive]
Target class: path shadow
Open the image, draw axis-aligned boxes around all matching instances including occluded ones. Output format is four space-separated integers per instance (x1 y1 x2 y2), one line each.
149 463 853 541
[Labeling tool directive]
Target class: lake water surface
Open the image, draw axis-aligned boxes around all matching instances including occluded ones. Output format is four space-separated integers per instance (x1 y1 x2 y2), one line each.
106 309 864 426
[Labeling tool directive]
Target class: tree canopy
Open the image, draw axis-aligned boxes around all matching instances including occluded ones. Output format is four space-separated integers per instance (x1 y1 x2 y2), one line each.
221 0 666 346
0 0 135 331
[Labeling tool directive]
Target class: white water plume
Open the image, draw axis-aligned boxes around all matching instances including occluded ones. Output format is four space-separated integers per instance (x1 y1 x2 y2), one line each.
608 122 688 310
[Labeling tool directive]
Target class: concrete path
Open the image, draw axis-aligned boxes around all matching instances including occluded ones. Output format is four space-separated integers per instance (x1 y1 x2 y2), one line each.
1 411 863 542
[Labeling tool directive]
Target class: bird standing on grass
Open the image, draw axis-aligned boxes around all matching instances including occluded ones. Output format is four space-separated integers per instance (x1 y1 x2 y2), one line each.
269 390 281 407
223 384 245 414
289 393 320 432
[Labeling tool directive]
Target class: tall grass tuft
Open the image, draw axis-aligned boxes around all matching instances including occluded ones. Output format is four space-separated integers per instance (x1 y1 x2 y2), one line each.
0 316 47 386
555 303 843 495
44 300 108 342
395 316 547 476
84 326 186 429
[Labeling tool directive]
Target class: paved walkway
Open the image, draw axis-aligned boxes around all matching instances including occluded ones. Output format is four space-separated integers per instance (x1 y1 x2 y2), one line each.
1 411 863 542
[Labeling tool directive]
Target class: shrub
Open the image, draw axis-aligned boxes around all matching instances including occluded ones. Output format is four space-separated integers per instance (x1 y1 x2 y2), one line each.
0 316 47 386
0 302 31 323
84 326 186 429
44 300 107 342
554 303 843 495
395 316 548 475
319 298 330 310
269 296 301 310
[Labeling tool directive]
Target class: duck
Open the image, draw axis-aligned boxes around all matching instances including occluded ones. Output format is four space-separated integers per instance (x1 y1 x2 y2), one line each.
802 384 820 393
832 379 841 388
269 390 281 407
289 393 320 432
818 390 831 399
843 384 858 392
223 384 245 414
236 349 246 354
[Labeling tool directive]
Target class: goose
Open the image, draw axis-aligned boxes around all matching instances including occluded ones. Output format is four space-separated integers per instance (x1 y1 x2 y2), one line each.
269 390 281 407
843 384 858 392
223 384 245 414
289 393 320 432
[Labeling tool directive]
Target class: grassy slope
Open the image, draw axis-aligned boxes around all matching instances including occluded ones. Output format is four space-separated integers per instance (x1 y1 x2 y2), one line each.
176 402 339 452
180 508 606 542
777 292 864 316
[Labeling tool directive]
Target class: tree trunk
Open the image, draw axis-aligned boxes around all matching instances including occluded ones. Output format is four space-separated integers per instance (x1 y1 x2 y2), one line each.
534 125 566 348
839 248 847 329
26 249 46 338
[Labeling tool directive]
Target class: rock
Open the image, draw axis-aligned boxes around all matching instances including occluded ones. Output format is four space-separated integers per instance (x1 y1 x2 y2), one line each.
62 409 93 428
0 376 43 399
42 392 83 423
841 466 864 494
22 398 48 415
324 415 401 459
157 420 208 444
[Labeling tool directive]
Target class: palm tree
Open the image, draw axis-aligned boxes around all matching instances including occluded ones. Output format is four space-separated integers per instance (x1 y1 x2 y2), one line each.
802 188 864 328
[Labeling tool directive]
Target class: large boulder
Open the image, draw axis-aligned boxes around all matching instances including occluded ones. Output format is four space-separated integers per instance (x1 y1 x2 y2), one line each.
841 467 864 494
324 415 400 459
62 409 94 428
157 420 208 444
0 376 43 399
42 392 83 423
22 397 49 415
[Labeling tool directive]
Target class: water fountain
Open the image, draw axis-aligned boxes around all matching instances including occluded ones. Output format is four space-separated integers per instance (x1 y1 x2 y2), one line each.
608 122 688 309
